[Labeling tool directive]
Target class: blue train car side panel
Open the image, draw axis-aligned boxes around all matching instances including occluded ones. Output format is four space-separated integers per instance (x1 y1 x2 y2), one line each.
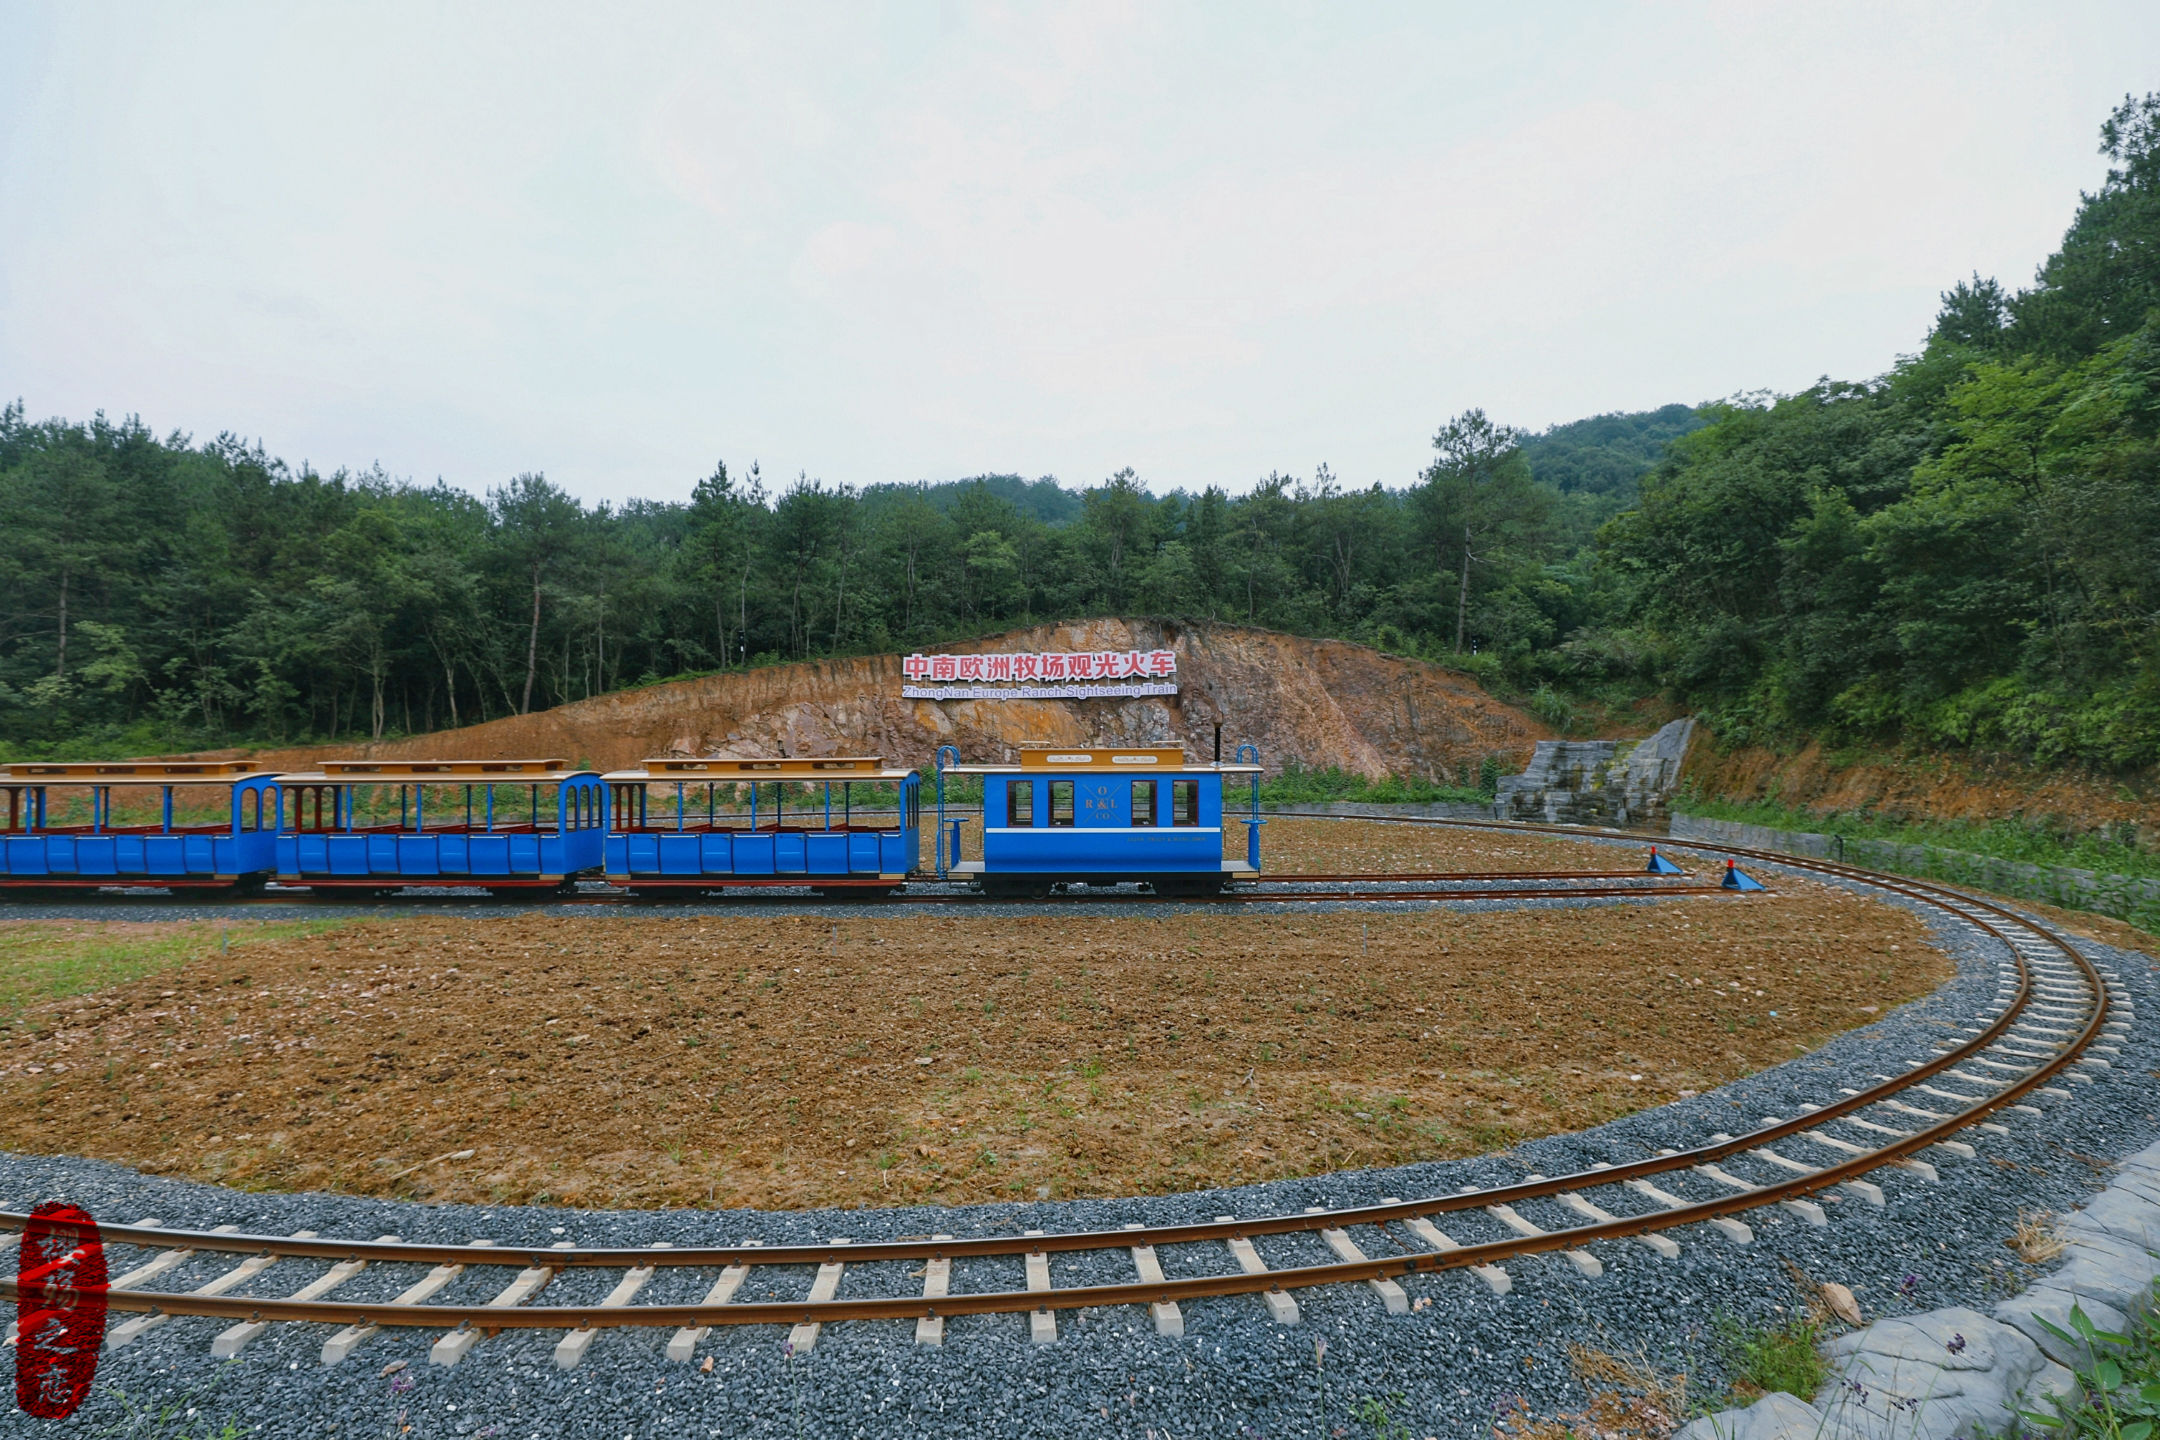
397 836 438 875
735 834 776 874
805 834 846 873
660 834 701 875
610 825 914 881
983 827 1224 874
5 838 46 875
77 838 116 874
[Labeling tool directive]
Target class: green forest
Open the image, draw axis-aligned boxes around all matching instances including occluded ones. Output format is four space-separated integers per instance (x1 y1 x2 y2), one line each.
4 94 2157 773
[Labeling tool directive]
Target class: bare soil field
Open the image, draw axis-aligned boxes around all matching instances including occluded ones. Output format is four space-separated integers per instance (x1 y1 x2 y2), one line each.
0 826 1948 1212
1248 817 1659 873
924 813 1647 874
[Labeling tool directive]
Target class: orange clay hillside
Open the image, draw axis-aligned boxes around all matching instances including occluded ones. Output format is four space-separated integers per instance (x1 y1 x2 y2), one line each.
162 619 1550 780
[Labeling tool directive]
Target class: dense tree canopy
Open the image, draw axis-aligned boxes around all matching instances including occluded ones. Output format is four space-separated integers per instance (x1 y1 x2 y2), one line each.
3 93 2155 772
0 406 1611 753
1602 92 2160 769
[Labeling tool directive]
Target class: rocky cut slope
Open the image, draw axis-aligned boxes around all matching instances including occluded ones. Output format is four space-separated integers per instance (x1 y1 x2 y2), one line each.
223 620 1550 778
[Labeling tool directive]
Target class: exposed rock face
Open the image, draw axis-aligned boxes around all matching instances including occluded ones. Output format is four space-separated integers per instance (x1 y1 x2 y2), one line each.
1494 716 1695 827
222 620 1548 777
1681 735 2159 836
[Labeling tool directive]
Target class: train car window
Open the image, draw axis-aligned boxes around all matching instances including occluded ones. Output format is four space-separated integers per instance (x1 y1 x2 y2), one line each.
1048 780 1074 827
1170 778 1199 827
1130 779 1157 826
1007 780 1034 827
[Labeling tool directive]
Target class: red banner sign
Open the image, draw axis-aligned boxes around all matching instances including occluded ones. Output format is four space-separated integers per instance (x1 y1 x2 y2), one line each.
14 1201 106 1419
901 650 1177 684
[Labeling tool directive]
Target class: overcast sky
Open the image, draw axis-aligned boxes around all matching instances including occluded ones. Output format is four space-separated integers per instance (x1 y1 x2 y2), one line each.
2 3 2154 506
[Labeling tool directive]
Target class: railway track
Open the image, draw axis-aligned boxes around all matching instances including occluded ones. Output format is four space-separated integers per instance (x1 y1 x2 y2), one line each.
1 827 2133 1373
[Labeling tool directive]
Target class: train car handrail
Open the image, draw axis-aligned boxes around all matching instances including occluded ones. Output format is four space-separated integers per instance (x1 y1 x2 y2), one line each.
933 746 959 877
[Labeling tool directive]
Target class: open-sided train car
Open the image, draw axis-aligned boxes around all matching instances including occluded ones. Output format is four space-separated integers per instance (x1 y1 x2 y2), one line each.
0 761 281 894
938 745 1263 898
273 759 606 894
603 756 920 895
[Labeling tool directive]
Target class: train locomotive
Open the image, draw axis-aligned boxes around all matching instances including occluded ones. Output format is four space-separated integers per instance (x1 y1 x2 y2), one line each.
935 744 1263 898
0 741 1257 900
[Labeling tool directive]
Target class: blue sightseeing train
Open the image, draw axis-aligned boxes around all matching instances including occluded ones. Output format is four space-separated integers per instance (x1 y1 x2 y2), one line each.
936 745 1264 898
0 744 1259 899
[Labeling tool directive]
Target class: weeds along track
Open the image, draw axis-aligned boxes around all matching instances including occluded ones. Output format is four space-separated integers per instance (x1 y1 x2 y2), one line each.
0 830 2131 1372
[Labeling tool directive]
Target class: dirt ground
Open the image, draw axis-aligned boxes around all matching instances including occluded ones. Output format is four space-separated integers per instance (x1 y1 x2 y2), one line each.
0 825 1951 1212
1244 817 1671 873
929 813 1665 874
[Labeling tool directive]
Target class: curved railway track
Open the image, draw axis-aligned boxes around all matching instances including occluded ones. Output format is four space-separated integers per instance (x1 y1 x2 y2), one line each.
0 826 2135 1372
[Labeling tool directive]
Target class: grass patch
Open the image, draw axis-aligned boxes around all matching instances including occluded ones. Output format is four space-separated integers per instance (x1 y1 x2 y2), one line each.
0 918 349 1017
1258 758 1494 807
1716 1313 1827 1403
2020 1289 2160 1440
1674 792 2160 883
1676 791 2160 936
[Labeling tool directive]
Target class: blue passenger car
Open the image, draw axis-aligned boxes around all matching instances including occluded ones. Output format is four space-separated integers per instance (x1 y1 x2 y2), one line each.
0 761 281 893
603 756 920 895
274 759 606 894
939 746 1263 898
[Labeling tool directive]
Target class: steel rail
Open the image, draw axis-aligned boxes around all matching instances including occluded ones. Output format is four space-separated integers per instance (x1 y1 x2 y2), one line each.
0 842 2112 1339
14 877 1716 909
